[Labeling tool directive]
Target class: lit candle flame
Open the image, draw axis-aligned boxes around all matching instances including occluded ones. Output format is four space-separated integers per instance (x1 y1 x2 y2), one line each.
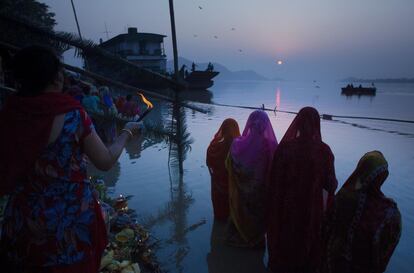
138 92 153 109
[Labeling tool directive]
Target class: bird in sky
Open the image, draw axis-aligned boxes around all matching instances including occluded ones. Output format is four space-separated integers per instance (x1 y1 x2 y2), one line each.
193 34 198 38
198 6 203 10
238 49 243 52
214 35 218 39
231 27 236 31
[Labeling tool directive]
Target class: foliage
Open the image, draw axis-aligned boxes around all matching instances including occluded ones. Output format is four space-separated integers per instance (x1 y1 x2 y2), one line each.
0 0 56 30
0 0 63 51
0 12 176 88
167 100 194 174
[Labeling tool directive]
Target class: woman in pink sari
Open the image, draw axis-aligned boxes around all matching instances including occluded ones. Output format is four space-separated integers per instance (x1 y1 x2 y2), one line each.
267 107 338 273
226 110 277 247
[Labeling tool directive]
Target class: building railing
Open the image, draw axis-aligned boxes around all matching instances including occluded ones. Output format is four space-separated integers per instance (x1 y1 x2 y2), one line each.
116 49 165 57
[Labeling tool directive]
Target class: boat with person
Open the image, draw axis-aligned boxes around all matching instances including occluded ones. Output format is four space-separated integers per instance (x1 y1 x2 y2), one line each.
183 70 219 90
341 84 376 96
180 62 219 90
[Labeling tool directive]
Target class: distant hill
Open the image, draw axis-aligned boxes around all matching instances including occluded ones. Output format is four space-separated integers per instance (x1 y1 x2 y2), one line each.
341 77 414 83
167 57 273 81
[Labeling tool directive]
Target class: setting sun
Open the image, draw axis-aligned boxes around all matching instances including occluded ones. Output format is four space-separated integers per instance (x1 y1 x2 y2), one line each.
277 60 283 65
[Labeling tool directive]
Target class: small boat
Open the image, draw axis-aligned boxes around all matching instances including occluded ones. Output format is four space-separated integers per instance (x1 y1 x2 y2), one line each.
184 70 219 90
341 85 376 96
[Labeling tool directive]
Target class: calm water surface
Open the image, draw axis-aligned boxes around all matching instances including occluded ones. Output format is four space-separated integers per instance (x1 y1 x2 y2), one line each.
90 81 414 273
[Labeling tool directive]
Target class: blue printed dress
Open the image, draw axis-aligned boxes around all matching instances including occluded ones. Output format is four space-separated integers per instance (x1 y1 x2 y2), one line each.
1 109 107 269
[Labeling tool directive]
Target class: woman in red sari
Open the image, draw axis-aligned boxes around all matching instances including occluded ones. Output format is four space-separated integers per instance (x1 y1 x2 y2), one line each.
0 46 142 273
322 151 401 273
206 118 240 220
267 107 338 273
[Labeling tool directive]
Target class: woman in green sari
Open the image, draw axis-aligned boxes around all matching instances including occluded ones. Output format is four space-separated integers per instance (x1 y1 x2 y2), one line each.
323 151 402 273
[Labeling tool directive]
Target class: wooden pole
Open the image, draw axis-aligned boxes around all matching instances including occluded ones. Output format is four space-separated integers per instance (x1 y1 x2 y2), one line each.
70 0 83 40
168 0 179 80
70 0 90 70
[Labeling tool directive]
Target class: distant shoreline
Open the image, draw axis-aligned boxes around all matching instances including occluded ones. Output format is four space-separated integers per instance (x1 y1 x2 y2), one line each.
341 77 414 84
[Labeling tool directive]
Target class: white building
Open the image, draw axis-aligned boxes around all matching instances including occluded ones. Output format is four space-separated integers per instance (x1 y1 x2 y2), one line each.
100 27 167 73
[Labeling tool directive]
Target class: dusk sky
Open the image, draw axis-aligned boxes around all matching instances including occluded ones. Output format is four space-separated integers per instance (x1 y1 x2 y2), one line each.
40 0 414 80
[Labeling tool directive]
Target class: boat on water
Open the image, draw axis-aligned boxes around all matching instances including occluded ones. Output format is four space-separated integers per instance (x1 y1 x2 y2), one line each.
86 27 219 94
341 84 376 96
184 70 219 90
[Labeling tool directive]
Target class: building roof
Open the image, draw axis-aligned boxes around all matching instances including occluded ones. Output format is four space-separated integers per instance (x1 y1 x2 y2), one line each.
100 27 166 47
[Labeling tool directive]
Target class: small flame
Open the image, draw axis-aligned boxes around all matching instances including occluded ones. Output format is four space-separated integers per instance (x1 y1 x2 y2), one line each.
138 92 153 109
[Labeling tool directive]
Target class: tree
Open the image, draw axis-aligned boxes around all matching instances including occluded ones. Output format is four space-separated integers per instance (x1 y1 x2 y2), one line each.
0 0 56 30
0 0 62 52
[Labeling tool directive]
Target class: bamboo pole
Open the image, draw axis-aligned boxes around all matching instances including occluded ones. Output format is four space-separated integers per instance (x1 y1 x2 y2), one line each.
70 0 83 40
168 0 179 80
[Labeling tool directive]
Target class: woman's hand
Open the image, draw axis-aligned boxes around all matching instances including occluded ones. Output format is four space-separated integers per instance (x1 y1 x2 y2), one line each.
84 122 144 171
124 121 144 137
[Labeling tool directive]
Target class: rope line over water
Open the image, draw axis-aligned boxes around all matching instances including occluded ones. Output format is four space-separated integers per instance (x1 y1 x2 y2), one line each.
207 102 414 124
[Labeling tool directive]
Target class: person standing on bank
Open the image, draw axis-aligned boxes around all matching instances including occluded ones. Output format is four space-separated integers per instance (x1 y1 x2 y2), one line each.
267 107 338 273
207 118 241 221
322 151 401 273
226 110 277 247
0 46 143 273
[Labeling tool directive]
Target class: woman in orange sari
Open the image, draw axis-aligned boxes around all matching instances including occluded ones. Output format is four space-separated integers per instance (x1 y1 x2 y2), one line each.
207 119 240 221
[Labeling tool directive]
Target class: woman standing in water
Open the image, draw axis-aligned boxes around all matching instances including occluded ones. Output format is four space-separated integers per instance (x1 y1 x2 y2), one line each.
207 118 240 221
0 46 143 273
267 107 337 273
226 110 277 247
322 151 401 273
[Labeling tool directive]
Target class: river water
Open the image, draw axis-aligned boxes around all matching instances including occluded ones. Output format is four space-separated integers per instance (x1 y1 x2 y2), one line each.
90 80 414 273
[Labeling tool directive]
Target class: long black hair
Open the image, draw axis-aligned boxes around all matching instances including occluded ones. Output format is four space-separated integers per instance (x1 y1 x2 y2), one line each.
12 45 62 97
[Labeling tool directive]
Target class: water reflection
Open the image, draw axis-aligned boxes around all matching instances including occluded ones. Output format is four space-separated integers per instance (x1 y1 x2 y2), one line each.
167 99 194 174
275 88 281 110
125 135 145 160
88 161 120 187
178 89 213 104
329 119 414 138
137 98 198 272
342 94 375 102
207 220 267 273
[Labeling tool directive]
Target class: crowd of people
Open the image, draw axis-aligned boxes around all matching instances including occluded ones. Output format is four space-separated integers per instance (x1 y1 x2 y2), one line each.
0 45 403 273
64 76 141 120
207 109 402 273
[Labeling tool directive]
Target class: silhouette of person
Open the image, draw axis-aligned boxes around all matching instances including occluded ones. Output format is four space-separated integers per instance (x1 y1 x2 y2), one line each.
179 64 187 79
192 62 196 72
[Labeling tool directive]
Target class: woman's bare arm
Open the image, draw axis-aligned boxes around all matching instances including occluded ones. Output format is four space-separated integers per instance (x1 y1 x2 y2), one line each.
83 122 142 171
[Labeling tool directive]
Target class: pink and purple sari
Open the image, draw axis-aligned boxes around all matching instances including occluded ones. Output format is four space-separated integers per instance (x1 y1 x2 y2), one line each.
226 110 278 247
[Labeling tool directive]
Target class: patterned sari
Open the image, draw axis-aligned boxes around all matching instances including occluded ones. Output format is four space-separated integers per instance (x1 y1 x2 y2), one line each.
322 151 402 273
226 110 277 247
207 119 240 220
0 93 107 273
